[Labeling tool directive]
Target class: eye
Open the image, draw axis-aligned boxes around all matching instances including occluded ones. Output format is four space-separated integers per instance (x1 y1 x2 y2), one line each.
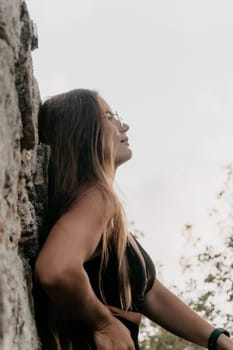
105 111 114 120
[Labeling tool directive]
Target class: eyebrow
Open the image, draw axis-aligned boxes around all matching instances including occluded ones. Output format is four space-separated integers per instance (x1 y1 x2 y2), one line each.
104 110 114 116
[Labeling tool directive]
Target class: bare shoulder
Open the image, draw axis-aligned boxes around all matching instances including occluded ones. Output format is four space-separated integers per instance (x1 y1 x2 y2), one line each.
35 185 109 281
50 185 107 250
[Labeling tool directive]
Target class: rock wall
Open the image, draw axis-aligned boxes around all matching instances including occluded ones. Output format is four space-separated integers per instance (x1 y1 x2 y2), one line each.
0 0 42 348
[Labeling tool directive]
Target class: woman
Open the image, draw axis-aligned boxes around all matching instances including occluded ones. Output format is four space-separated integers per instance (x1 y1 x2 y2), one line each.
34 89 232 350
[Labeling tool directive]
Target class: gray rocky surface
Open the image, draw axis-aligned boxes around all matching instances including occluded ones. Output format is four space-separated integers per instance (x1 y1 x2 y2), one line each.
0 0 43 348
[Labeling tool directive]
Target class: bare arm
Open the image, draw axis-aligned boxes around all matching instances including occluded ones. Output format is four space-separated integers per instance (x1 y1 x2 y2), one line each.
142 280 233 350
35 187 135 350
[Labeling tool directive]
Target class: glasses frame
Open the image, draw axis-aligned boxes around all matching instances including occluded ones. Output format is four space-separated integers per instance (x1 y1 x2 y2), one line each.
104 111 124 127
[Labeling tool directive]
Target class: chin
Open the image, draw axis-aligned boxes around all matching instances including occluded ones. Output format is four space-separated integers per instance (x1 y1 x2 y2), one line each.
115 148 133 167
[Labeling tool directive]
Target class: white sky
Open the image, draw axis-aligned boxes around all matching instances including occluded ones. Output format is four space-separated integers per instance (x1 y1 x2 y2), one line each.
27 0 233 285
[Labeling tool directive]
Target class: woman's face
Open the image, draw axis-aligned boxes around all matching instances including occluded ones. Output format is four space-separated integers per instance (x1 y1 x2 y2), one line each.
99 97 132 168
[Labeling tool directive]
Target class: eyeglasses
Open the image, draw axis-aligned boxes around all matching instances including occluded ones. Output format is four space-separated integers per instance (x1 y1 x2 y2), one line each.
104 111 124 127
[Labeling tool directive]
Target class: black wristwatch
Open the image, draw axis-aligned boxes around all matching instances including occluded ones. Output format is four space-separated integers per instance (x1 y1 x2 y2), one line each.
208 328 230 350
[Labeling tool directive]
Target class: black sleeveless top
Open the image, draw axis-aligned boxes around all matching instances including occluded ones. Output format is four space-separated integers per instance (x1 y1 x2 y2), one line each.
84 234 155 311
70 235 156 350
33 234 155 350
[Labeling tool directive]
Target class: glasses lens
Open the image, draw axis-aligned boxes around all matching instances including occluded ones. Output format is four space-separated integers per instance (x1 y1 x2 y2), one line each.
115 111 124 126
104 111 124 127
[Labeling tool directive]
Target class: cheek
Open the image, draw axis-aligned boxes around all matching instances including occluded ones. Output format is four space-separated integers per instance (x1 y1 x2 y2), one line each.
114 135 121 147
110 127 121 146
105 128 121 158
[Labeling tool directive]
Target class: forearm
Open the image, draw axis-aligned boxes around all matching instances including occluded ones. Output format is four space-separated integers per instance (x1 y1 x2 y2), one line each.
142 280 231 349
39 268 113 331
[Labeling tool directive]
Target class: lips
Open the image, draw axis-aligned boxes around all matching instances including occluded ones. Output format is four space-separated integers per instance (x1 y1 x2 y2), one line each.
120 137 129 143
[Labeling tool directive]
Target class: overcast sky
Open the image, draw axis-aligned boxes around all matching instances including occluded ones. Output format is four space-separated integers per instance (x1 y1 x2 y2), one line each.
27 0 233 284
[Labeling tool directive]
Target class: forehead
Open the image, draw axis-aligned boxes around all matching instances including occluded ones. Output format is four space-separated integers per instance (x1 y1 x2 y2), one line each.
98 96 112 113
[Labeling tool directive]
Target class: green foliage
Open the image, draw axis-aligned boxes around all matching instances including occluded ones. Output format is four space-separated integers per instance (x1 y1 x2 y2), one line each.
139 317 202 350
137 165 233 349
180 166 233 331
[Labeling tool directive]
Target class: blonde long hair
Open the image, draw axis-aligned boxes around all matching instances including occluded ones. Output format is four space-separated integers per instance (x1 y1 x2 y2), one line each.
36 89 145 349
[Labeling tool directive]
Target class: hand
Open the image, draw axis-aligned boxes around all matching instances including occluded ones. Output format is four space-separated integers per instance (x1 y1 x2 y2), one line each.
93 317 135 350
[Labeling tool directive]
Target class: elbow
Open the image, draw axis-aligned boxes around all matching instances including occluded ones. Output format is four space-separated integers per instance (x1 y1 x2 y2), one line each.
35 257 58 287
35 256 83 289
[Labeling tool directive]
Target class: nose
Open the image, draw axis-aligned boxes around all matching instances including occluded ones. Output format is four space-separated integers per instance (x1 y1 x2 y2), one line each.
120 121 129 132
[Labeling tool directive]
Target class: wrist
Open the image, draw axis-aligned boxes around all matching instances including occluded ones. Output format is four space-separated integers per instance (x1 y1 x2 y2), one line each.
208 328 230 350
90 308 115 332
